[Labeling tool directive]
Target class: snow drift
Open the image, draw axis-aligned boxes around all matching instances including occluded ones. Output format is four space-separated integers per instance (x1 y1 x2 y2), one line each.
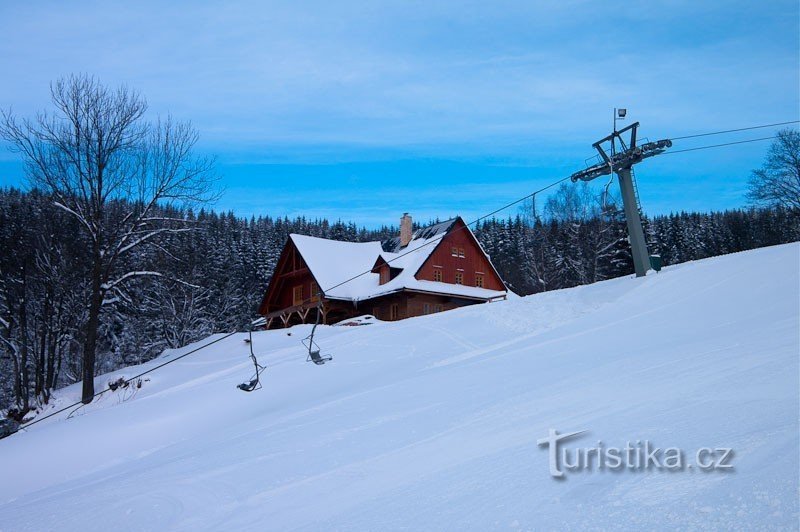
0 243 798 531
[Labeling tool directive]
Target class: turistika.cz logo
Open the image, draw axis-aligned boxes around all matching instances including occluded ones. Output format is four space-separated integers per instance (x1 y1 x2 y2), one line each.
537 429 734 478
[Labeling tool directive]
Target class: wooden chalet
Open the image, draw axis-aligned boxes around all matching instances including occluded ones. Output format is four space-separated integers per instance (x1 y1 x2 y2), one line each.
257 214 507 328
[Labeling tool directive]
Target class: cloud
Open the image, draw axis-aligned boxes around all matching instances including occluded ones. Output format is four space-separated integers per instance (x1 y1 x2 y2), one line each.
1 1 796 153
0 0 796 220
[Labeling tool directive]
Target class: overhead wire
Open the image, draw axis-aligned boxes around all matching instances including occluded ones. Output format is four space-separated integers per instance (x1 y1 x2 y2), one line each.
14 174 573 433
669 120 798 141
320 175 572 297
663 135 778 155
17 330 239 431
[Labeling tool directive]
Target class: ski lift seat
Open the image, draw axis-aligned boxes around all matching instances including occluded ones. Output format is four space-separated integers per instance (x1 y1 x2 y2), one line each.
302 303 333 365
308 349 332 365
237 326 266 392
238 378 261 392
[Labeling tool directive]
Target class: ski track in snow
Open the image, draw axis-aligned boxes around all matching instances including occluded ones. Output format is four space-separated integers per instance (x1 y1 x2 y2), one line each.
0 243 798 531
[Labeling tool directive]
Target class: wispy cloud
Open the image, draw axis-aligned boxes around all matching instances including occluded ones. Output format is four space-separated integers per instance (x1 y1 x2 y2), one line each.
0 0 797 221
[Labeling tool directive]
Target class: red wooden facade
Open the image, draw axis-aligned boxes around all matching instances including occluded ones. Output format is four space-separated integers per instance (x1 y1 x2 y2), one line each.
415 218 505 291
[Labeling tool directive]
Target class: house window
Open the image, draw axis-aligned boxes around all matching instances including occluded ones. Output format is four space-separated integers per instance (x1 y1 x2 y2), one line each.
455 272 463 285
310 281 320 301
451 246 458 257
433 269 443 282
423 303 431 315
293 285 303 306
390 304 400 320
434 304 443 313
458 247 465 258
475 274 484 288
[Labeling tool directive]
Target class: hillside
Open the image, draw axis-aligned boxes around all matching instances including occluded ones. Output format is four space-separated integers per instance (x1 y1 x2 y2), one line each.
0 243 798 531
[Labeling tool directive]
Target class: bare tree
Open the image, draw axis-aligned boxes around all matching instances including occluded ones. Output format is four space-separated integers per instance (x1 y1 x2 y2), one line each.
543 182 630 286
746 129 800 210
1 75 216 403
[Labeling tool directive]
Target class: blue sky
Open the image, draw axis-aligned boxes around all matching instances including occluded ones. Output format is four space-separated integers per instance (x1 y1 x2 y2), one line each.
0 0 798 227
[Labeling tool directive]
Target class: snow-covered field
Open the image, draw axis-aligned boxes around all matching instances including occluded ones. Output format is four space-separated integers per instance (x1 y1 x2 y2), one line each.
1 243 798 531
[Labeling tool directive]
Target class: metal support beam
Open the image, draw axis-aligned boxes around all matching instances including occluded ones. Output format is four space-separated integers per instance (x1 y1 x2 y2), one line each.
570 118 671 278
617 168 651 277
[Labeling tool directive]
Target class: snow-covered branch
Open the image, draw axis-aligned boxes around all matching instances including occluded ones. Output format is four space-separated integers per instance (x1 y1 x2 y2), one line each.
116 227 193 257
52 201 96 238
101 271 164 292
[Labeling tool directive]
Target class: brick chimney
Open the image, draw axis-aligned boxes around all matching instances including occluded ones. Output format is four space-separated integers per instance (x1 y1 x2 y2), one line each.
400 213 412 247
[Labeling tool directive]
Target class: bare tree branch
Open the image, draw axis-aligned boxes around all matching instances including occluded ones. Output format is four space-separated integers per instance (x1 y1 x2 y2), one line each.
747 129 800 209
0 74 217 403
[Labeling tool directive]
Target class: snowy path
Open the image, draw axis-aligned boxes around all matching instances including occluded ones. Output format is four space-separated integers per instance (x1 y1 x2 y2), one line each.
0 244 798 531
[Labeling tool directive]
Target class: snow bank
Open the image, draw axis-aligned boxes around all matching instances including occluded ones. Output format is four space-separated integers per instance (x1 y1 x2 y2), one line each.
0 243 797 530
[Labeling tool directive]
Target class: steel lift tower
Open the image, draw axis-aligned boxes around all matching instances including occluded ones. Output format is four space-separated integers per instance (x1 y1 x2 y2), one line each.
570 117 672 277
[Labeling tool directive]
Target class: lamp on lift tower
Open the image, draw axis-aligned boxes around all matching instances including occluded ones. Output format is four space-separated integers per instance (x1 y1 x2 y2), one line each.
614 108 627 135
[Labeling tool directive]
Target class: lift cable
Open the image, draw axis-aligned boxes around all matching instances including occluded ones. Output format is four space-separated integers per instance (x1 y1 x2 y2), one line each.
17 330 239 431
319 176 572 298
663 135 778 155
14 174 574 432
669 120 798 141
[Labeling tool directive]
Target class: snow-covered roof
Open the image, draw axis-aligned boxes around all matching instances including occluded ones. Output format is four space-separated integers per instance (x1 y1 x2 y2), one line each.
289 218 506 302
289 234 384 300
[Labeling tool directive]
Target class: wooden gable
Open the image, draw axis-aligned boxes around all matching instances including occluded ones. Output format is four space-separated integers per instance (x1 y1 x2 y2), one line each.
258 237 321 315
413 217 505 291
371 256 403 285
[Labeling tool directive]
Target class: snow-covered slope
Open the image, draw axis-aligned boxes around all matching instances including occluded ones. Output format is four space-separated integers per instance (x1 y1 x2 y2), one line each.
1 244 798 531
